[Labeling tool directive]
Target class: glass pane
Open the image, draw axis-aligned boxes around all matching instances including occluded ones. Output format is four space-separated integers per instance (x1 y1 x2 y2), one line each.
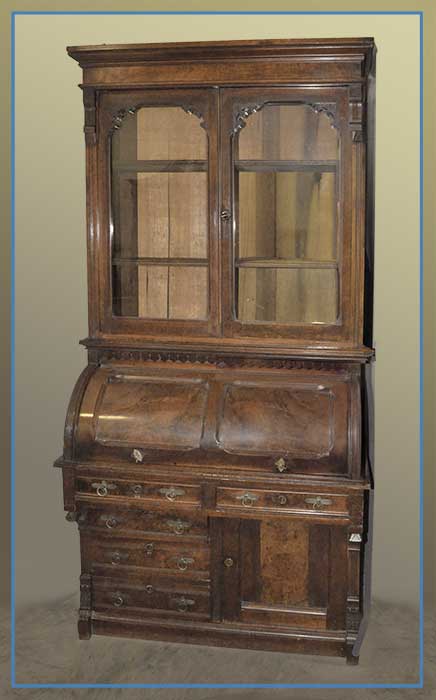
238 104 337 161
237 267 338 323
234 103 340 325
238 172 337 261
111 106 209 319
112 264 208 320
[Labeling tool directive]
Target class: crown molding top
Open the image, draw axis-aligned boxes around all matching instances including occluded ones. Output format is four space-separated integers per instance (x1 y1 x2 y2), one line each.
67 37 376 74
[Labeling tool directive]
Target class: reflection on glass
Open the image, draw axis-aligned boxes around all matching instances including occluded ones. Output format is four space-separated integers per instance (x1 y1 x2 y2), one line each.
235 103 340 325
111 106 209 319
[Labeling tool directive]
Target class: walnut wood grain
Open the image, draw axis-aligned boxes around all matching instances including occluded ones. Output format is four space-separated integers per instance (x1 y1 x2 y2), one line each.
58 37 376 660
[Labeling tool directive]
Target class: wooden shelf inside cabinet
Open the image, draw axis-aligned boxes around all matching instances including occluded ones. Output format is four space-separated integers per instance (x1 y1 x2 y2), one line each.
60 37 376 663
236 258 338 269
113 160 208 173
113 257 209 267
235 159 338 173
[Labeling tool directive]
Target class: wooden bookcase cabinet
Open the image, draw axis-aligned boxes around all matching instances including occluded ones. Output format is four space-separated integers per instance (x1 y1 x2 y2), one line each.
56 38 376 664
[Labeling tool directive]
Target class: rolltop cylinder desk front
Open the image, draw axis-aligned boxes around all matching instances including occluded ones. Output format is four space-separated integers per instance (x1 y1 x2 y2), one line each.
55 38 376 664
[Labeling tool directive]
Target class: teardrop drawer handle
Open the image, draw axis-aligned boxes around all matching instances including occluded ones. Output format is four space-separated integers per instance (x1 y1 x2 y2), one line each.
236 492 258 507
305 496 333 510
129 484 143 498
112 592 125 607
176 556 195 571
144 542 155 556
131 449 144 463
166 519 190 535
159 486 186 501
91 481 117 497
171 596 195 613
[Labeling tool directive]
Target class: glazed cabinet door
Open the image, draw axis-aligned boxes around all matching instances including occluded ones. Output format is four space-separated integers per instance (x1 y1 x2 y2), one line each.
211 516 349 631
96 88 219 336
220 87 363 346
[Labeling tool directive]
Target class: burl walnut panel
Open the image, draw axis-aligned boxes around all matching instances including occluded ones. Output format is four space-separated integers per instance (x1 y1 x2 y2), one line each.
94 375 209 450
217 383 336 457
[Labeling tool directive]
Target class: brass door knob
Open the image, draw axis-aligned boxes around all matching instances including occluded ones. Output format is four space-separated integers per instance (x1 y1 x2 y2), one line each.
223 557 234 568
112 593 124 607
220 209 231 220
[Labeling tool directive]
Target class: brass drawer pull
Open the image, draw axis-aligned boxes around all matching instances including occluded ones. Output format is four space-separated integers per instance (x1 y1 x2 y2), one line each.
91 481 117 497
167 519 190 535
129 484 143 498
236 492 258 507
108 550 128 565
159 486 186 501
131 449 144 463
112 592 125 607
144 542 154 556
100 514 121 529
274 457 288 473
223 557 234 568
171 596 195 613
176 556 194 571
145 584 154 594
272 493 288 506
305 496 333 510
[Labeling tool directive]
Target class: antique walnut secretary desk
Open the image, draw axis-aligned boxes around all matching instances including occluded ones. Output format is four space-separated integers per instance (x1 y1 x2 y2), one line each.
55 38 376 664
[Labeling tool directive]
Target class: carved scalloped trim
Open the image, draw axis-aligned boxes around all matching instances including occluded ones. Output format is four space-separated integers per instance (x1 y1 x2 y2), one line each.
96 348 351 373
232 103 265 134
109 103 207 136
231 100 339 135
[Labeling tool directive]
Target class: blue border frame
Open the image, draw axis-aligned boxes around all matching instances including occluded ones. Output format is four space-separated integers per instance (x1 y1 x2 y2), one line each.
10 10 424 690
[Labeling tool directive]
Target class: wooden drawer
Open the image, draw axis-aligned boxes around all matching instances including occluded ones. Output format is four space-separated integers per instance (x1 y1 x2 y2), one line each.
76 476 201 507
81 534 210 578
92 576 210 620
216 487 349 517
79 507 208 541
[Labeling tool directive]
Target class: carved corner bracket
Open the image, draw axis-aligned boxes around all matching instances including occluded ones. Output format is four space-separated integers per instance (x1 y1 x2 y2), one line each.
231 100 340 136
307 102 339 131
109 103 207 136
82 87 97 146
232 103 265 135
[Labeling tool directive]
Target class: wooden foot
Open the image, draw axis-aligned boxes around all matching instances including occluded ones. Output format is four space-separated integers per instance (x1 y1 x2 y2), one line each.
78 617 92 640
346 651 359 665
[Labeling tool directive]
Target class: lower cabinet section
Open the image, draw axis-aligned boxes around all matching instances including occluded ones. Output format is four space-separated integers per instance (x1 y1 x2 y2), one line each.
74 488 367 662
210 517 349 631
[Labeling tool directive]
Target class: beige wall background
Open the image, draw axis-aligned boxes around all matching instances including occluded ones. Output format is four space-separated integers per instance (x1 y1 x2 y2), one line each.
0 0 433 620
12 11 421 611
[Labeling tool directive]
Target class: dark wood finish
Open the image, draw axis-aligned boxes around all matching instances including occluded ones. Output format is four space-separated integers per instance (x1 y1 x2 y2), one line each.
57 37 376 662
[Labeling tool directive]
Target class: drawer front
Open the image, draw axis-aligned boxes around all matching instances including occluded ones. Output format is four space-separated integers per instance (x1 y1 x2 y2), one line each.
77 476 201 506
80 507 208 540
92 577 210 620
81 535 210 577
216 487 349 516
